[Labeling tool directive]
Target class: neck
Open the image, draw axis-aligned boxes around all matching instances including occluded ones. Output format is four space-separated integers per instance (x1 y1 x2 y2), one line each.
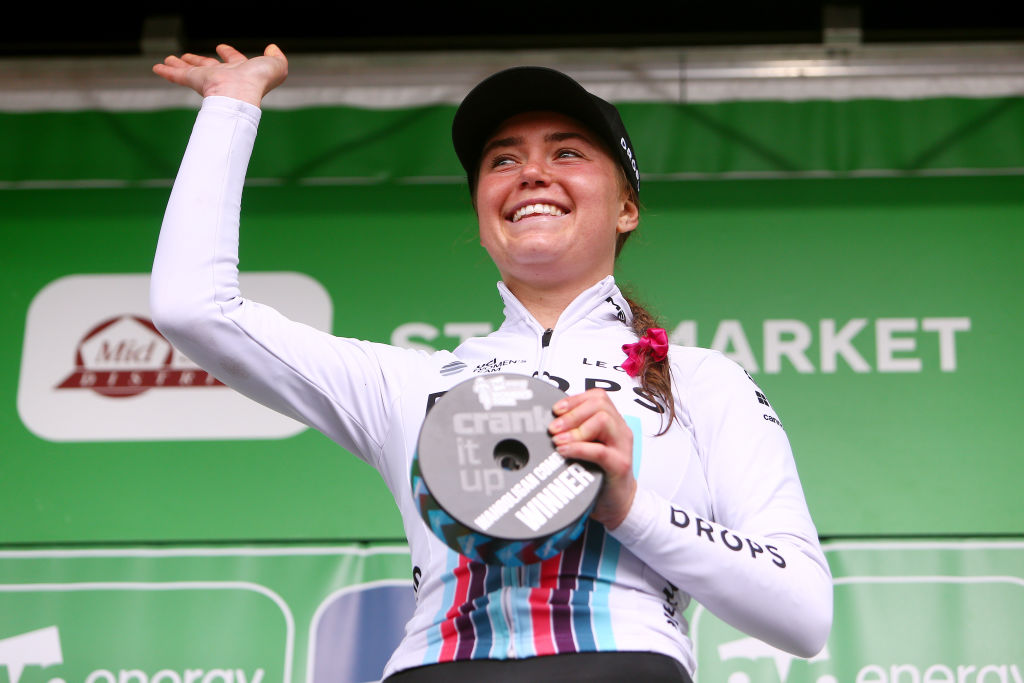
503 275 608 329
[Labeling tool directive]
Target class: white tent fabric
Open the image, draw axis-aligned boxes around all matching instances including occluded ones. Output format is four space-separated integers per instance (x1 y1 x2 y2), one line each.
2 42 1023 112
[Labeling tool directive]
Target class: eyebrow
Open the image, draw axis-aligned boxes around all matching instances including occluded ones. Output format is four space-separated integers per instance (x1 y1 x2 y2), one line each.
481 135 523 158
546 131 590 144
481 131 593 158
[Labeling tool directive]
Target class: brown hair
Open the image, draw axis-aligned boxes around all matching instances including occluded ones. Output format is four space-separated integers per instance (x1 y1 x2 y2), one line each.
617 185 676 435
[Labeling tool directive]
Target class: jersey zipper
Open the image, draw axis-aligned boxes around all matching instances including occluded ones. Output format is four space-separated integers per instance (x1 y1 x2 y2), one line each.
537 327 554 375
502 583 516 657
496 328 551 659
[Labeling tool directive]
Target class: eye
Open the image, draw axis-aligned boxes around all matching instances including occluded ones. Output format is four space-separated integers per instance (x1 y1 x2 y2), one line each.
488 154 517 169
555 148 583 159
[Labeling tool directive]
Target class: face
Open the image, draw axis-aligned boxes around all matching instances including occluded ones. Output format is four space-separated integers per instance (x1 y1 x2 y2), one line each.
474 111 638 292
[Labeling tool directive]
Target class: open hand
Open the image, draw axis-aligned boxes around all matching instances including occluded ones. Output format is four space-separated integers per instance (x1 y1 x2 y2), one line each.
152 43 288 107
548 389 637 530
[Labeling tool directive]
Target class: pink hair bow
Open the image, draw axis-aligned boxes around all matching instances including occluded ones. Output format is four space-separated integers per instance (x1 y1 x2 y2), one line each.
621 327 668 378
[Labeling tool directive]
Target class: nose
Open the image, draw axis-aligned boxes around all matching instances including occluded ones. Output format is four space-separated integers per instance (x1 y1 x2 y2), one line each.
519 160 551 187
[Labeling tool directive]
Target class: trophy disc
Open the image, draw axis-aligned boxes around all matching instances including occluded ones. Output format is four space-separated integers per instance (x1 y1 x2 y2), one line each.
411 373 602 565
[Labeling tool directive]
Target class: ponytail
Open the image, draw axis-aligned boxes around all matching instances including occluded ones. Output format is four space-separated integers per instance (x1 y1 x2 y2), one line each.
613 175 674 433
621 293 676 436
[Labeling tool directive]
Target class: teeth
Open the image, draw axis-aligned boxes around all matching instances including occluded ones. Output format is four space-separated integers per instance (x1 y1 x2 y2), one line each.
511 204 566 223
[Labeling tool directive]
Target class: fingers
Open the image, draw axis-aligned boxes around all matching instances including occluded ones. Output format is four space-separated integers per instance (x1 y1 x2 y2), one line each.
157 52 220 68
154 44 285 71
548 389 638 530
181 53 220 66
550 389 628 443
151 62 189 86
154 44 243 73
151 52 217 84
548 389 633 472
216 43 248 63
262 43 289 79
553 438 616 466
551 409 618 449
151 43 288 103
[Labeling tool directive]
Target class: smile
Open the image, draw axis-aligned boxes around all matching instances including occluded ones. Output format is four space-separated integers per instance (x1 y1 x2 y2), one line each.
509 203 568 223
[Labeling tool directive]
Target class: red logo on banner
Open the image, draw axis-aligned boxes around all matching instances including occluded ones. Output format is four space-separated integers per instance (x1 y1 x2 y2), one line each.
56 315 223 398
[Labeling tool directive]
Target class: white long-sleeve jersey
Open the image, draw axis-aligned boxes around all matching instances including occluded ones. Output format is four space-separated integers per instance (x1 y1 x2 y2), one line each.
150 96 832 678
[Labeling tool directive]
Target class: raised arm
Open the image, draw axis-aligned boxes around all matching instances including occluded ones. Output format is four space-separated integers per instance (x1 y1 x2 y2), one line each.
149 45 418 466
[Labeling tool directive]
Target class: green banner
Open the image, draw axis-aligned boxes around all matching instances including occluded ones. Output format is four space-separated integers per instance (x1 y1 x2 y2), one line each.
0 547 412 683
692 541 1024 682
2 98 1022 184
2 542 1021 683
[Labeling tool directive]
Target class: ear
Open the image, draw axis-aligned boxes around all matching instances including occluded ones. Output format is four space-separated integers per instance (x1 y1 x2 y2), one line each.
616 193 639 235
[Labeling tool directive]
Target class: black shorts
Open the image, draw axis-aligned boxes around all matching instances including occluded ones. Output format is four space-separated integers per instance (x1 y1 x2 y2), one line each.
383 651 692 683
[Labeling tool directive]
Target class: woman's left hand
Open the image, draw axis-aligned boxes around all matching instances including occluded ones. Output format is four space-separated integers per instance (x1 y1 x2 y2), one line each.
152 44 289 106
548 389 637 530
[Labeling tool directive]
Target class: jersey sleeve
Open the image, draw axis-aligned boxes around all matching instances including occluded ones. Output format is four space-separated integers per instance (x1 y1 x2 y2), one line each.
150 96 421 467
609 351 833 658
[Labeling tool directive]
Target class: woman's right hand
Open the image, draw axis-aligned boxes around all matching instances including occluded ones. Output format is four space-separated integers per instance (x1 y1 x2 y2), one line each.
152 43 288 107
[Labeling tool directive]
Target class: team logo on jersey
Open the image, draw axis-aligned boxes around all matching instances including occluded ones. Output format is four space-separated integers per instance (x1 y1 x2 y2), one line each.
581 357 627 373
440 361 467 376
605 296 627 322
753 389 783 429
473 358 526 374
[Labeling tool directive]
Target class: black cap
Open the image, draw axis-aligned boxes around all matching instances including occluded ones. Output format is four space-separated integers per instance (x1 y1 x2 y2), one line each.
452 66 640 197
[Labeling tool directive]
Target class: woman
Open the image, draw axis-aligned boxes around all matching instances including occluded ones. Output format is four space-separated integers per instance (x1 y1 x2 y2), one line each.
151 44 832 682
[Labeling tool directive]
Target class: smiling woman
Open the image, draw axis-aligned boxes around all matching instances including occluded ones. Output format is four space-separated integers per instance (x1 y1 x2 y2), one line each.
150 45 832 683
